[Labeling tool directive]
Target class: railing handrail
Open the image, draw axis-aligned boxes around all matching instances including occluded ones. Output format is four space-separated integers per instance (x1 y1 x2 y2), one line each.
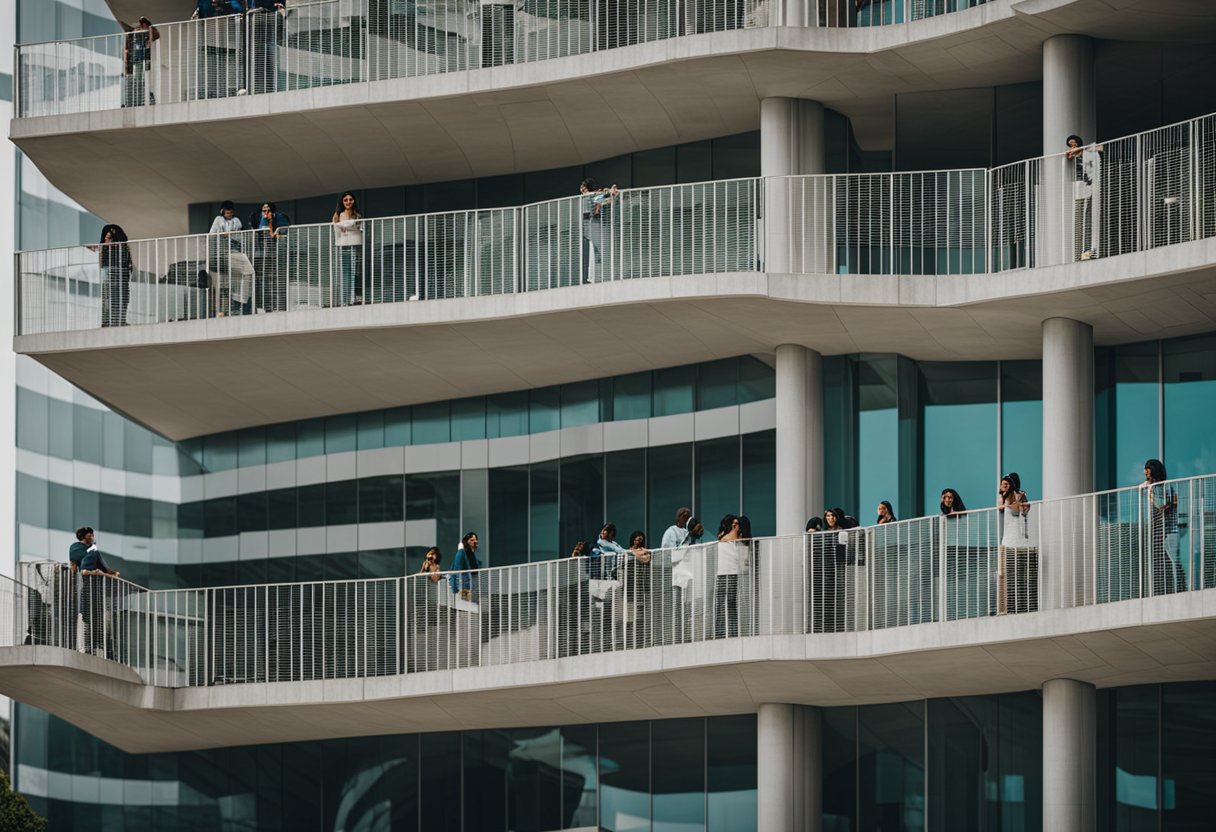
17 471 1212 598
13 177 760 257
14 103 1213 259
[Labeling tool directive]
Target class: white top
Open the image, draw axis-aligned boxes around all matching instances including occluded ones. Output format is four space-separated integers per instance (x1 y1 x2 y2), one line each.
1000 505 1031 548
334 217 363 247
209 215 242 234
716 540 745 576
661 524 689 553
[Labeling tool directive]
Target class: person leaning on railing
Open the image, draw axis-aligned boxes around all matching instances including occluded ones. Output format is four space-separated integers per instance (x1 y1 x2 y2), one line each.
333 192 365 306
449 532 481 601
252 202 291 312
624 531 653 647
90 224 132 328
997 473 1031 615
79 536 121 659
1143 459 1184 595
123 17 159 108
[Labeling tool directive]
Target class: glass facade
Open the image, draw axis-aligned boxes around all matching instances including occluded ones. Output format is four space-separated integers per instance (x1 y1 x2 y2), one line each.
13 356 777 585
1097 682 1216 832
14 710 754 832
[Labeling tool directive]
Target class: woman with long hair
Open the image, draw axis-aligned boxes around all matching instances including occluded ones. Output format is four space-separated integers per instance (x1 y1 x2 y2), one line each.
940 489 967 516
876 501 896 524
1143 459 1183 595
332 191 364 306
449 531 481 600
97 224 133 327
997 473 1030 615
714 514 743 639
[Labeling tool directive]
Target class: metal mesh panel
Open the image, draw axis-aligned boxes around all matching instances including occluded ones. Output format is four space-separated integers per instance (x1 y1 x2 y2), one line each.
870 516 938 628
6 475 1216 689
989 159 1039 272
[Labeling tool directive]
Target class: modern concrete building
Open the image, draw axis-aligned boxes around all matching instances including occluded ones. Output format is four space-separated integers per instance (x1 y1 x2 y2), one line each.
5 0 1216 830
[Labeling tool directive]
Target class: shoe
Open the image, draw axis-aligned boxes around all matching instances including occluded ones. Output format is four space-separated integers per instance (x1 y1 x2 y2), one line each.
1080 249 1093 260
408 294 419 301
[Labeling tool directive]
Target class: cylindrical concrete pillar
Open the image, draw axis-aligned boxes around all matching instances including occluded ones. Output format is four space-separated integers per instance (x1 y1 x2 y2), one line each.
1042 36 1095 156
1042 678 1096 832
1041 36 1095 265
758 703 822 832
1041 318 1094 609
762 98 825 273
761 98 826 178
1042 318 1093 500
776 345 823 536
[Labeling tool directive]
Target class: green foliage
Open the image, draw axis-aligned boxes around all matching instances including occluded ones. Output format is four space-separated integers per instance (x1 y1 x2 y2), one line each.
0 769 46 832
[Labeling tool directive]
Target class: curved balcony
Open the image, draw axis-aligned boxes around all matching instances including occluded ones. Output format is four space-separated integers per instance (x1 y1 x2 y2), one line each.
13 113 1216 438
14 0 1214 236
16 0 995 120
1 475 1214 752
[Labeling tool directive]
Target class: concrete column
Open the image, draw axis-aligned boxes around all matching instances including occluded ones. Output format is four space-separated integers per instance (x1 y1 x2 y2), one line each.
776 345 823 536
1041 36 1095 265
1041 318 1094 609
762 98 825 273
1042 678 1096 832
1042 318 1093 501
758 703 822 832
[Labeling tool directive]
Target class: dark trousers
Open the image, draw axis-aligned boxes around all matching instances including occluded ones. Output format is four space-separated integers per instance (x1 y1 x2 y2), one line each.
81 575 109 657
714 574 738 638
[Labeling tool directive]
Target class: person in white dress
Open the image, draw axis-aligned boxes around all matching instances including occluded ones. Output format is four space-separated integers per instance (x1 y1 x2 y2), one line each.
997 472 1030 615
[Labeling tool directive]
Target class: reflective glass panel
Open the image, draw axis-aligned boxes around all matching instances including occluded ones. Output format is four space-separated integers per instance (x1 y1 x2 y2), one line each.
600 721 650 832
530 461 560 562
1163 681 1216 831
858 701 925 832
648 444 693 545
707 714 757 832
561 455 605 556
920 363 997 517
606 449 647 542
1000 361 1043 500
1164 334 1216 479
613 372 653 422
652 718 705 832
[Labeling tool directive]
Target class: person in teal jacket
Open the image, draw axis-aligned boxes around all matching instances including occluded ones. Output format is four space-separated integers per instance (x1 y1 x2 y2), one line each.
449 532 482 599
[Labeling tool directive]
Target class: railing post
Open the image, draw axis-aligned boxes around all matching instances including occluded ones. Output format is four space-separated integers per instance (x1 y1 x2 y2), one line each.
937 515 948 623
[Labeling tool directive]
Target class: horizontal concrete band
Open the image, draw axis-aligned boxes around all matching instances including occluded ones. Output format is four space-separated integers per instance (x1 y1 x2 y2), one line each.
0 588 1212 753
14 236 1216 440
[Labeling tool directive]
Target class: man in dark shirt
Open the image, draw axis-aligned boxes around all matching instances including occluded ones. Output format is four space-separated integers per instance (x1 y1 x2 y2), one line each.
78 532 120 657
64 527 97 649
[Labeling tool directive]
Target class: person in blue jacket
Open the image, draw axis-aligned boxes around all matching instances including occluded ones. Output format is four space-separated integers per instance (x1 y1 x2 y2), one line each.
449 532 482 599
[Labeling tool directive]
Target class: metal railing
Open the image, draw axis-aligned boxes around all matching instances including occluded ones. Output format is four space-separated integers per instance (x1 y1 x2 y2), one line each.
15 110 1216 336
13 0 993 118
3 474 1213 689
14 179 758 334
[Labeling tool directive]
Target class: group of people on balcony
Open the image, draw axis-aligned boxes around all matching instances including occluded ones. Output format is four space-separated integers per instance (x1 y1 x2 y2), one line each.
407 457 1188 656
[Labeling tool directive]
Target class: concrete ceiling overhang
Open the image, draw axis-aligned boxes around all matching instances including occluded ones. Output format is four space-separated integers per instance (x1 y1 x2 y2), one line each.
1 588 1213 753
20 0 1216 240
15 238 1216 441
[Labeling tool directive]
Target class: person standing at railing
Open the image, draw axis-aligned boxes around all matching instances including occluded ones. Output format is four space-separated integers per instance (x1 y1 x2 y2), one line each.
876 501 897 524
333 192 365 306
714 515 745 639
579 178 618 285
79 537 121 659
1065 134 1103 261
820 508 856 633
449 532 481 601
997 473 1032 615
93 224 132 328
65 527 98 650
246 0 287 95
662 508 695 643
123 17 159 108
208 201 256 316
624 531 654 648
253 202 290 312
1143 459 1185 595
